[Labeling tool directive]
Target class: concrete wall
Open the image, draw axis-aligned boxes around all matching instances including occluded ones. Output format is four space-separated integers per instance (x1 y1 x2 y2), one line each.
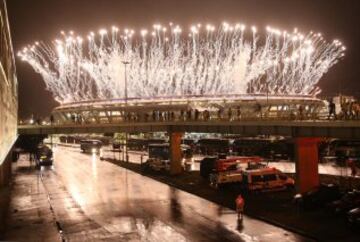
0 147 12 187
0 0 18 187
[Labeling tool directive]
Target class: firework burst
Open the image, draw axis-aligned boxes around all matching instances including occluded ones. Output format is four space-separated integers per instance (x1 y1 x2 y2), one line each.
18 22 345 104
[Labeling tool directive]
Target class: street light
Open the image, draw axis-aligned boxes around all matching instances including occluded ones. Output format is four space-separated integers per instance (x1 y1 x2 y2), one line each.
122 61 130 104
122 61 130 162
266 81 269 105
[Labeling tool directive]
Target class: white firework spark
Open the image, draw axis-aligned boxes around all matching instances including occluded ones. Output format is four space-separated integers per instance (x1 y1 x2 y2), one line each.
18 22 345 104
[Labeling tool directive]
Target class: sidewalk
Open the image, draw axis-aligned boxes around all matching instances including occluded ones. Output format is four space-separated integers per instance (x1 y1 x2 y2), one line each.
1 156 61 242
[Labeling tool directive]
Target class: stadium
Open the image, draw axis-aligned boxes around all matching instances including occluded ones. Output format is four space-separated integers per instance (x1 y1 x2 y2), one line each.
18 22 344 123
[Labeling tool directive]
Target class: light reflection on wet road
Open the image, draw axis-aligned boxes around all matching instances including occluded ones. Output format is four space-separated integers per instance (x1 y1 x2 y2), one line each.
42 146 313 241
61 144 357 176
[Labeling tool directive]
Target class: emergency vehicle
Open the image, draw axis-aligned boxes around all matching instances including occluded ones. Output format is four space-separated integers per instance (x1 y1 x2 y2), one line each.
208 156 264 189
241 167 294 192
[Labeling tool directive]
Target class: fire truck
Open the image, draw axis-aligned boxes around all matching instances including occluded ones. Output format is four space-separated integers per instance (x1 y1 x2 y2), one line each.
208 156 265 189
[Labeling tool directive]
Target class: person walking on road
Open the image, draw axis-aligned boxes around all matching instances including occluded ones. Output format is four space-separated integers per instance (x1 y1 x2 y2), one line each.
235 194 245 221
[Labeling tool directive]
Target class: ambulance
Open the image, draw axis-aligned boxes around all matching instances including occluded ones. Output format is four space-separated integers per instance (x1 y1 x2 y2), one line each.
241 167 294 191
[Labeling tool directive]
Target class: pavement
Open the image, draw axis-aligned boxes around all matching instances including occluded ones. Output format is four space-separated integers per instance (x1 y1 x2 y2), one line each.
1 147 312 242
1 156 61 242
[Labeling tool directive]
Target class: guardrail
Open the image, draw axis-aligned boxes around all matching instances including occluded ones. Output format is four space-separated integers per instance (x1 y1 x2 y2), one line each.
18 119 360 139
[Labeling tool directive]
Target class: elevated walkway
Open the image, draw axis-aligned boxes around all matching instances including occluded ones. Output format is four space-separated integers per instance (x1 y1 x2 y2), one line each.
19 120 360 139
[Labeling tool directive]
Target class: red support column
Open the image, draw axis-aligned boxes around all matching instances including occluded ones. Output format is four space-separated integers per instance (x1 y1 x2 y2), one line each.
295 137 321 193
169 132 183 175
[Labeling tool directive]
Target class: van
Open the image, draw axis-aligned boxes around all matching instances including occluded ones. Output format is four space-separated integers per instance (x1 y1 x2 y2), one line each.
242 167 294 191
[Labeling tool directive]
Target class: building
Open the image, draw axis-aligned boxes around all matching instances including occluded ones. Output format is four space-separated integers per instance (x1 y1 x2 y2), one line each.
0 0 17 187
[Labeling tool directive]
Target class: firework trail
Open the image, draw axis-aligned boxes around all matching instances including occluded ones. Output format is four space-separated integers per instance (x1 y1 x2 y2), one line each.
18 22 345 104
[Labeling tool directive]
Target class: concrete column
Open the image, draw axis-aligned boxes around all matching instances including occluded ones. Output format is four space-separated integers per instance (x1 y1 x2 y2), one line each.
295 137 321 193
169 132 183 175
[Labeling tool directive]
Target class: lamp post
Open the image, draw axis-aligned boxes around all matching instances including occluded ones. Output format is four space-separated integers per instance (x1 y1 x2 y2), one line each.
122 61 130 104
122 61 130 162
266 81 269 105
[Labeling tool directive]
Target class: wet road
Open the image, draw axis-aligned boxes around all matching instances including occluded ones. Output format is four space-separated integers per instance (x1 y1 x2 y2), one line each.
60 143 357 177
42 146 313 241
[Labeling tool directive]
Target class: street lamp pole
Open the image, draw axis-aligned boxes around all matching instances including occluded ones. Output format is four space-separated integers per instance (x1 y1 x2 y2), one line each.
122 61 130 104
122 61 130 162
266 81 269 105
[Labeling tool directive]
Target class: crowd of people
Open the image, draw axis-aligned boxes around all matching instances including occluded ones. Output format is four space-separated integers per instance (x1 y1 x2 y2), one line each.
63 106 246 124
328 99 360 120
27 97 360 125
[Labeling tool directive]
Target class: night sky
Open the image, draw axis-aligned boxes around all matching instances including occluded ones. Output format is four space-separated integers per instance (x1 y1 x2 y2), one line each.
7 0 360 119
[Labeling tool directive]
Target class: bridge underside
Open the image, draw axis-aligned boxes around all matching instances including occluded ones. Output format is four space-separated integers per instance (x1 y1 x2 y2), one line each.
18 121 360 139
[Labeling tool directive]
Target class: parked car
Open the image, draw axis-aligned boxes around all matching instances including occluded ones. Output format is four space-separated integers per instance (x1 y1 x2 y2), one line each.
35 145 53 167
347 207 360 227
328 190 360 214
294 183 341 210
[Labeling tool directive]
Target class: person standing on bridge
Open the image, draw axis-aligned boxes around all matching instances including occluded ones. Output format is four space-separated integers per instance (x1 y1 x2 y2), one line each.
235 194 245 221
228 107 232 121
328 99 336 120
50 114 54 125
255 102 262 119
236 106 241 120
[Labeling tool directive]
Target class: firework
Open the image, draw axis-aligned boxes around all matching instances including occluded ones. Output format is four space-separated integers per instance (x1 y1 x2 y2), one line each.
18 22 345 104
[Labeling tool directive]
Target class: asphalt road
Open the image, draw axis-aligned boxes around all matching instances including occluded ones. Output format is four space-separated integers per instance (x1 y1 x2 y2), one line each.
38 146 314 242
51 143 359 177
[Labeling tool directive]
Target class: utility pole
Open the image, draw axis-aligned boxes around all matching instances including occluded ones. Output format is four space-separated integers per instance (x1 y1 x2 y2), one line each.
122 61 130 162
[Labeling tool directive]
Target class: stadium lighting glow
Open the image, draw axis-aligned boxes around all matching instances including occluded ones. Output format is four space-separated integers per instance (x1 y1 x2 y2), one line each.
18 22 345 104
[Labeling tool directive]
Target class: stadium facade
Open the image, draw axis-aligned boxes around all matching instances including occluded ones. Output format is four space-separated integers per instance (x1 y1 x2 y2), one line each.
0 0 17 187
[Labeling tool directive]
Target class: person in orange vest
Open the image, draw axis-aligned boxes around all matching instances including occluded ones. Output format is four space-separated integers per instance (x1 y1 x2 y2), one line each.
235 194 245 220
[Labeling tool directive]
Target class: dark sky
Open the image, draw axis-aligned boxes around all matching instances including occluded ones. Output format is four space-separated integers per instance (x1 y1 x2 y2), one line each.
7 0 360 119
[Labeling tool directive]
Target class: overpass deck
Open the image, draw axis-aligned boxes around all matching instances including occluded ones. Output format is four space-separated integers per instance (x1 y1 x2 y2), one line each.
18 120 360 139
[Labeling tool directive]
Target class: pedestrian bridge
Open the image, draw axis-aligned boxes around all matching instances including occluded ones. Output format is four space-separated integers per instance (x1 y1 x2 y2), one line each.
18 119 360 193
18 120 360 139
